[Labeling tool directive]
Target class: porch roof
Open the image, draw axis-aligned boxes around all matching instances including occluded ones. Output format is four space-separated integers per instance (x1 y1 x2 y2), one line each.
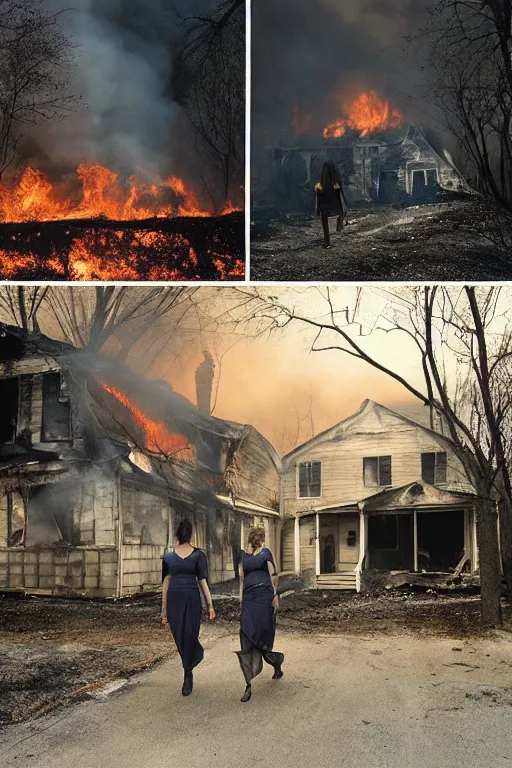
216 494 280 517
362 480 475 513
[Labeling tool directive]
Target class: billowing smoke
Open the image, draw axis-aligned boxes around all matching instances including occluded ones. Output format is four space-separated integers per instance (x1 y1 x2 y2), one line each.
252 0 434 154
24 0 218 178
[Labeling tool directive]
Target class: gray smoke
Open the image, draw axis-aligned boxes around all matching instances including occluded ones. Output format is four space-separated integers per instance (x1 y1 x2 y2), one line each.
252 0 435 152
26 0 218 179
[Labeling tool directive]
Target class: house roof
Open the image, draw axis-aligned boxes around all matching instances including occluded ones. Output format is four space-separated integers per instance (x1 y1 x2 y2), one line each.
362 480 475 512
283 398 452 462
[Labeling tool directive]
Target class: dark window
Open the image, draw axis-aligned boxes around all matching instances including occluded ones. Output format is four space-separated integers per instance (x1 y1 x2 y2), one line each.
363 456 392 487
421 452 447 484
347 530 357 547
0 377 18 443
368 515 398 550
298 461 321 497
41 372 71 442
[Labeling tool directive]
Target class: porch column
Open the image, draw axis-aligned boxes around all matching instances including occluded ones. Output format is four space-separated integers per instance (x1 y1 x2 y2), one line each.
241 515 245 553
315 513 320 577
356 508 366 593
294 515 300 575
413 510 418 572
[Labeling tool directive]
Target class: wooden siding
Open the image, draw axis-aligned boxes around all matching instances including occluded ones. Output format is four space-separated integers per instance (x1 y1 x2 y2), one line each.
281 518 295 572
234 428 280 510
282 406 470 517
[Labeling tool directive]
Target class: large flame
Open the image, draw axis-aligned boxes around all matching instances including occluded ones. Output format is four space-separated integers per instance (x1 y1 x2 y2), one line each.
323 91 402 138
0 163 241 223
103 384 196 462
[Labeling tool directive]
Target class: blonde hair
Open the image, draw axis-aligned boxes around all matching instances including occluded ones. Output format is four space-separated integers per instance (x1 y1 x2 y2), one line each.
248 527 265 553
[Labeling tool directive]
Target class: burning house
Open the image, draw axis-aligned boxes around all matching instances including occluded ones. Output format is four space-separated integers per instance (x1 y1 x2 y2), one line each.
280 400 479 592
256 92 464 211
0 326 280 597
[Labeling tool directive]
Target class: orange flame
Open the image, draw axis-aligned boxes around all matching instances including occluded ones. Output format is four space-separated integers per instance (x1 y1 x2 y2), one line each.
323 91 402 138
103 384 196 461
0 163 242 223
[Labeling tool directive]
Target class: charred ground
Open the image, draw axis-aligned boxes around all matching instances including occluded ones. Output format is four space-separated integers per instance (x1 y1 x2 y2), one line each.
250 198 512 281
1 589 511 727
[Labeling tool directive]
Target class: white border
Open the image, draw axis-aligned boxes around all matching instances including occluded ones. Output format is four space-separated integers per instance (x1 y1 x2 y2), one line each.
245 0 251 280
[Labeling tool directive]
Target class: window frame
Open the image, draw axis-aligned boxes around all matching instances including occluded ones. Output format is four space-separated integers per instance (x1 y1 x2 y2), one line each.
297 460 322 499
421 451 447 485
363 455 392 488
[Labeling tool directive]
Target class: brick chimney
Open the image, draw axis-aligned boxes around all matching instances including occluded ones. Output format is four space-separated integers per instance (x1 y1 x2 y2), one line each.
195 350 215 416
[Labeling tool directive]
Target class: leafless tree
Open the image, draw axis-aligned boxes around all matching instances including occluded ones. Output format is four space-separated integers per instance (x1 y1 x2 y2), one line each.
174 0 244 207
234 285 512 626
0 0 78 177
0 285 47 331
411 0 512 209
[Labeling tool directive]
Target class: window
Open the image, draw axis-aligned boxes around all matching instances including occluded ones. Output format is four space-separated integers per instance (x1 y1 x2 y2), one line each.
41 372 71 442
363 456 392 487
368 515 398 550
0 377 19 443
347 530 357 547
7 491 26 546
298 461 321 498
421 452 447 485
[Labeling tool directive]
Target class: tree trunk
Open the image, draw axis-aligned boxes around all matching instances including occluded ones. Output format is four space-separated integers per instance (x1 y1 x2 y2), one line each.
474 493 502 626
498 495 512 602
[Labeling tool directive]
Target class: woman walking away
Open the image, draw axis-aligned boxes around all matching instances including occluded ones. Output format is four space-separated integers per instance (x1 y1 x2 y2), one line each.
315 160 348 248
161 519 215 696
236 526 284 703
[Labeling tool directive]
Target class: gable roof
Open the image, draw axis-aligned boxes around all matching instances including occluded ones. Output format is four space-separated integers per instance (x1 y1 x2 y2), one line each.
283 399 453 462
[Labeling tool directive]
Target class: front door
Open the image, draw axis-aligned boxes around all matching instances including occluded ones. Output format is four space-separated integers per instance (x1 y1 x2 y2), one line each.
321 533 336 573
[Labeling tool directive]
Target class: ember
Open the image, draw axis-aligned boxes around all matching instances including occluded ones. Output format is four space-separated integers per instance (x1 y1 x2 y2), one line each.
323 91 402 138
102 384 196 461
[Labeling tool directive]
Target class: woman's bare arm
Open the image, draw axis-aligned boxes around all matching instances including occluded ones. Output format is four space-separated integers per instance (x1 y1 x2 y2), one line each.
268 561 279 608
239 562 244 601
199 579 216 620
161 575 170 624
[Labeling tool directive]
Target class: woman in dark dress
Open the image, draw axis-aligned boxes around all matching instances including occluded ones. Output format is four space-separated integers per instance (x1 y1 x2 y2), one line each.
236 527 284 703
315 160 348 248
161 519 215 696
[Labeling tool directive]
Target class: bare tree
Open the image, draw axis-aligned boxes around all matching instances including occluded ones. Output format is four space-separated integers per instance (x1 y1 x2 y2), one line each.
412 0 512 208
235 285 512 626
0 285 47 331
0 0 78 177
174 0 244 207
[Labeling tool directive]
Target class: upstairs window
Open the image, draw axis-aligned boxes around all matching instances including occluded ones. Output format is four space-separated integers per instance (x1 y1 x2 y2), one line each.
0 377 19 443
421 452 447 485
41 372 71 442
363 456 392 487
298 461 321 498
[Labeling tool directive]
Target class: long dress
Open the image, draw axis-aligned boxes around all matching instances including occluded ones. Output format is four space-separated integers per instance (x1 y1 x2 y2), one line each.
315 183 347 218
236 547 284 684
162 547 208 673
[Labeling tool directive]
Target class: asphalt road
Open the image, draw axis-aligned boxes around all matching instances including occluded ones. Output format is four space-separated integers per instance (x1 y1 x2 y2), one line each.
2 629 512 767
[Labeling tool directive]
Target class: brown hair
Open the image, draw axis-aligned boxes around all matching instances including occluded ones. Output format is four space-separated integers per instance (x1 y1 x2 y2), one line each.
176 519 193 544
248 527 265 553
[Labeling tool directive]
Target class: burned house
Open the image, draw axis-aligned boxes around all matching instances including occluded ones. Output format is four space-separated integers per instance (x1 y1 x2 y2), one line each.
280 400 478 591
0 326 281 597
259 125 464 211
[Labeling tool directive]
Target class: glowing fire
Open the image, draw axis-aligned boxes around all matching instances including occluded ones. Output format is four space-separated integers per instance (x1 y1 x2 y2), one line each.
0 163 241 223
103 384 196 461
323 91 402 138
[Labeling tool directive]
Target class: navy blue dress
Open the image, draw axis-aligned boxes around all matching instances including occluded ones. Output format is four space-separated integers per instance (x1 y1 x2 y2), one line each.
162 547 208 672
236 547 284 684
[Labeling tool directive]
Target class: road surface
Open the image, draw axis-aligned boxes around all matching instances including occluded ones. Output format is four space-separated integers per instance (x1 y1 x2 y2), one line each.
2 629 512 767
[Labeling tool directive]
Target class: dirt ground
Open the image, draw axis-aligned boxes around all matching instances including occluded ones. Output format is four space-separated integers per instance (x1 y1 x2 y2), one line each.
1 589 511 728
250 198 512 281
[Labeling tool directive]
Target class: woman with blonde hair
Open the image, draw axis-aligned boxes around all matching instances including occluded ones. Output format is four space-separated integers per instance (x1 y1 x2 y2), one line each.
236 526 284 703
161 518 215 696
